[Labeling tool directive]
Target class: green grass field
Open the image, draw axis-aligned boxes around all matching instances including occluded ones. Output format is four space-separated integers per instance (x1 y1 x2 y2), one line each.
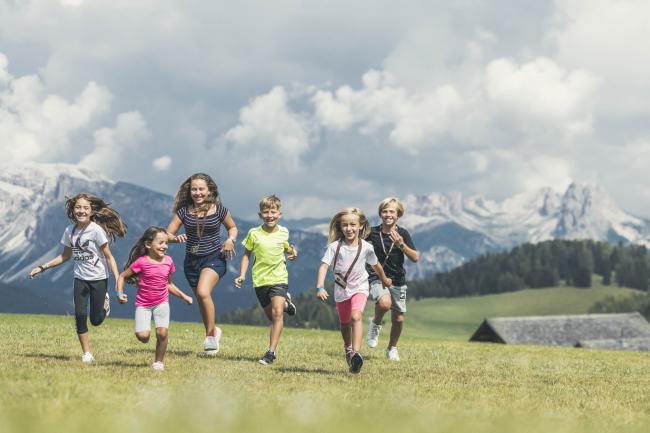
402 285 643 340
1 307 648 433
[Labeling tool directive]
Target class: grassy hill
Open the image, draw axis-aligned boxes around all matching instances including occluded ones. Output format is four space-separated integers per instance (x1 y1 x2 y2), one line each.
0 313 648 433
393 285 644 341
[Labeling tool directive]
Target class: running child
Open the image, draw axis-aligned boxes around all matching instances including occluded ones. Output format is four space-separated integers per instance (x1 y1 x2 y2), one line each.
234 195 298 365
166 173 238 355
116 226 193 371
365 197 419 361
28 193 127 363
315 207 392 374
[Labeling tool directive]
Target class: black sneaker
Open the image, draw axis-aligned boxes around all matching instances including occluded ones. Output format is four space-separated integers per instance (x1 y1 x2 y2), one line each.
349 352 363 374
345 348 354 367
285 293 297 316
258 350 276 365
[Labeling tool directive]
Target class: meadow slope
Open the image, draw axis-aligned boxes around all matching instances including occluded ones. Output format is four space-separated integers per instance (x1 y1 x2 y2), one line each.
0 313 648 433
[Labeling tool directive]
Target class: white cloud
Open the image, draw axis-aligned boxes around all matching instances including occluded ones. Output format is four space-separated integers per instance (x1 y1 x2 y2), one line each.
152 155 172 171
0 56 113 164
0 53 10 83
223 86 314 171
60 0 84 7
79 111 150 173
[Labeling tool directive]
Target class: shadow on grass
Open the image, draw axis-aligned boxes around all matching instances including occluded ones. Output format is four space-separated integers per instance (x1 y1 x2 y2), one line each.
100 360 148 368
125 348 194 357
23 353 73 361
210 353 259 362
275 366 336 376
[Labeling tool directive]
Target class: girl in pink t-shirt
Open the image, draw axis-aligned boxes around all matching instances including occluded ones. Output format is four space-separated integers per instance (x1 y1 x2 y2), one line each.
116 226 193 370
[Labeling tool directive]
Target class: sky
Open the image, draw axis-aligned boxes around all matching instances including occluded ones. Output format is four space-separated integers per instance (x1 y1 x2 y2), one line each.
1 0 649 220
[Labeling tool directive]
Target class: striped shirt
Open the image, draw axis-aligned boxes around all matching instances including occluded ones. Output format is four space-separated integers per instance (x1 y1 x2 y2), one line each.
177 204 228 256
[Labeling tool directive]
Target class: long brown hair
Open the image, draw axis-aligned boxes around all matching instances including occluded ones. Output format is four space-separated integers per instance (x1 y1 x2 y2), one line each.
124 226 168 285
172 173 220 213
327 207 370 243
65 193 127 242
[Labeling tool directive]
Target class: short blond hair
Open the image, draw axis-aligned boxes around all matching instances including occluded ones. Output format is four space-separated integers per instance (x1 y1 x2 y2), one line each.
327 207 370 243
259 195 282 211
378 197 405 218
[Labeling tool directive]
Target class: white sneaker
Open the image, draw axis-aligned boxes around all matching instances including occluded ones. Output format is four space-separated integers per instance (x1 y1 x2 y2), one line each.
152 361 164 371
81 352 95 363
366 318 382 348
104 292 110 317
386 346 400 361
204 326 222 354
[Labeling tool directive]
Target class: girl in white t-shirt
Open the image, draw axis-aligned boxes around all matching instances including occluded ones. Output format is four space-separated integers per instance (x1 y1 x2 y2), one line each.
315 207 392 374
29 193 127 363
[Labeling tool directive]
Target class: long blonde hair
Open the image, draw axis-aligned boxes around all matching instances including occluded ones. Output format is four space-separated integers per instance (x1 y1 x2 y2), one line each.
327 207 370 243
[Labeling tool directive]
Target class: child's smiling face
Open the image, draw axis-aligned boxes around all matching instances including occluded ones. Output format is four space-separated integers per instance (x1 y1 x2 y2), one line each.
146 232 169 259
380 204 400 226
74 198 92 224
259 206 282 230
190 179 210 207
340 213 361 242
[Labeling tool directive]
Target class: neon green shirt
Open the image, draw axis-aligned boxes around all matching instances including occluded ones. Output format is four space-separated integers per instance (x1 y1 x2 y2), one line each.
242 225 290 287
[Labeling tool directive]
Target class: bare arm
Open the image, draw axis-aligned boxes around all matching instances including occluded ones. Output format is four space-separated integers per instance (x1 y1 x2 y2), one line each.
100 243 120 285
116 267 135 303
234 249 252 289
29 246 72 279
371 263 392 288
316 262 329 300
166 214 185 243
389 228 419 263
221 211 238 257
167 276 192 304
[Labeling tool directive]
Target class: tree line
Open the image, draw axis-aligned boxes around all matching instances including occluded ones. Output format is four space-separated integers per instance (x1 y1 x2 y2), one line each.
408 239 650 299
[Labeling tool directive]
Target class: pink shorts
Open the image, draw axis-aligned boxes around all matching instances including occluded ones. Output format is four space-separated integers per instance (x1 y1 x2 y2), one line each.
335 292 368 325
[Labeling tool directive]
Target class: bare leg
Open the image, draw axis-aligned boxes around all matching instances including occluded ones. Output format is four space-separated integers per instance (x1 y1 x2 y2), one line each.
265 297 285 352
340 323 352 348
351 310 363 352
77 332 90 353
193 268 220 336
372 294 392 326
155 328 168 363
388 310 405 348
135 331 151 343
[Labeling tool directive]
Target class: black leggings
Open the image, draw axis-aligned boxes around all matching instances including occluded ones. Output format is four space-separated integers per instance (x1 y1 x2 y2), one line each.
73 278 108 334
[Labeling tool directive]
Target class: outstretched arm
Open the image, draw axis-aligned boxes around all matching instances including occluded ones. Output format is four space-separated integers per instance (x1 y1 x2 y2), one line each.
29 246 72 279
100 243 120 284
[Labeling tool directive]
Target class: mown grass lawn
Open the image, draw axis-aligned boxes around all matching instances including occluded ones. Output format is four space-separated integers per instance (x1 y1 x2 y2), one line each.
0 313 648 433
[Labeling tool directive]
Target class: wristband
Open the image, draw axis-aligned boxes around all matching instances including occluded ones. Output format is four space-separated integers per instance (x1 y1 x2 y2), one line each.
116 291 124 296
316 287 326 293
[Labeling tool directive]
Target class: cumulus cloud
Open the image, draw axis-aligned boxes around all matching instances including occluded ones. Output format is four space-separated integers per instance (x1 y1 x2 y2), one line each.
79 111 150 173
152 155 172 171
223 86 314 171
0 54 113 164
311 70 462 153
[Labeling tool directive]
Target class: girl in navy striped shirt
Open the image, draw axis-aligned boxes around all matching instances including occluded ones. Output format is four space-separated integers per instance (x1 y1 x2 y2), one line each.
166 173 238 355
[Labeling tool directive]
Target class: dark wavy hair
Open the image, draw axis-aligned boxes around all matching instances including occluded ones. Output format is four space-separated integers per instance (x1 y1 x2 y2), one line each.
65 193 127 242
124 226 168 285
172 173 220 213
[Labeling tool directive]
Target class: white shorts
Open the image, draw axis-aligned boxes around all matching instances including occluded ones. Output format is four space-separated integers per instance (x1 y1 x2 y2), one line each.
369 281 408 313
134 302 170 333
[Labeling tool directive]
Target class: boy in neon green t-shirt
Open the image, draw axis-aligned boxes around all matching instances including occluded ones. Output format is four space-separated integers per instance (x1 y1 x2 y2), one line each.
235 195 297 365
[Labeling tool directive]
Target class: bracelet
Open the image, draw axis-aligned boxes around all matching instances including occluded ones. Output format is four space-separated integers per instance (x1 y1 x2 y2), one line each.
116 291 124 296
316 287 326 293
38 265 47 272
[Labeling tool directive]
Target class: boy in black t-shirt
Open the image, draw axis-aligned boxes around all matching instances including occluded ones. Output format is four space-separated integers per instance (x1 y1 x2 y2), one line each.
365 197 419 361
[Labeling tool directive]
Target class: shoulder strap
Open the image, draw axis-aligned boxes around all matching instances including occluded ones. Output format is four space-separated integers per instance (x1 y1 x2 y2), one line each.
333 238 363 283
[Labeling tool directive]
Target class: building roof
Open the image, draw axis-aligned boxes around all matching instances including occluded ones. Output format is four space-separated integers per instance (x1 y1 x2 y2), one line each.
469 312 650 350
576 337 650 352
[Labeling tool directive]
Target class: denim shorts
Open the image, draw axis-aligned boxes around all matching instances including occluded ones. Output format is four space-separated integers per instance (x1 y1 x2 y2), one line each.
183 250 227 288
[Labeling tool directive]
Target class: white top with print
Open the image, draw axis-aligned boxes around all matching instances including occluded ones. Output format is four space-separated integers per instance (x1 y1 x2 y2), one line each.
60 222 109 281
321 239 378 303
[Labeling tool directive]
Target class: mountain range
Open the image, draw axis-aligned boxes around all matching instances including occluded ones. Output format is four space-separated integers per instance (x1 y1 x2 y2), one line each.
1 162 648 320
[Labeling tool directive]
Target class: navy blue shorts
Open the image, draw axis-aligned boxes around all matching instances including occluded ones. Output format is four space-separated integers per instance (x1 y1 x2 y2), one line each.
183 250 227 289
